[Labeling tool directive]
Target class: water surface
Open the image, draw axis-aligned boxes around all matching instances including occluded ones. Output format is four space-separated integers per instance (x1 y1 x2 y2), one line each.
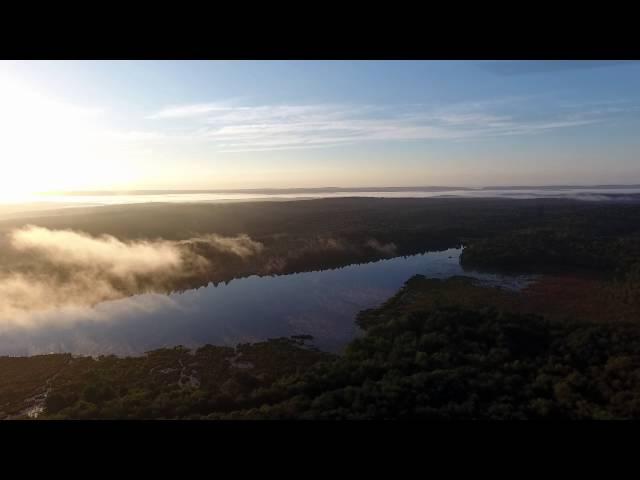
0 248 534 356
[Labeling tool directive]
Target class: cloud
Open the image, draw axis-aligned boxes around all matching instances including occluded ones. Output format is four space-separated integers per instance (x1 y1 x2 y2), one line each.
145 98 250 120
145 98 626 152
180 233 263 258
146 102 230 120
11 226 184 276
0 227 264 326
365 239 397 256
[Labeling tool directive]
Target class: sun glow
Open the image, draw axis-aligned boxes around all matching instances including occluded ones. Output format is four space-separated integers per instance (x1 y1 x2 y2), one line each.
0 70 141 200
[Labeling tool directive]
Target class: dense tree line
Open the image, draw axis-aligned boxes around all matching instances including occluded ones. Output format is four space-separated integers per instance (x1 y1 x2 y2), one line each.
4 198 640 419
6 197 640 298
37 338 331 420
211 306 640 420
16 297 640 420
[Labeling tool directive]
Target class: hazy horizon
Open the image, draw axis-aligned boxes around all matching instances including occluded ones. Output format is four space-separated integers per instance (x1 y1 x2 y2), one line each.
41 183 640 194
2 60 640 201
2 186 639 219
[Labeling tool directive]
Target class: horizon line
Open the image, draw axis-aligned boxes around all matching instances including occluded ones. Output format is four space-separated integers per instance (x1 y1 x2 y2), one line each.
38 184 640 196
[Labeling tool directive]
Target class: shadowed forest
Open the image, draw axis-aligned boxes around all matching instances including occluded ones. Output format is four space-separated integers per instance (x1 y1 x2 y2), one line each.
2 196 640 419
2 197 640 294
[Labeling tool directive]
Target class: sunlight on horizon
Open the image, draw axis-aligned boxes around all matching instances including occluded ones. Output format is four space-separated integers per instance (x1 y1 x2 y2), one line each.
2 60 640 199
0 71 146 198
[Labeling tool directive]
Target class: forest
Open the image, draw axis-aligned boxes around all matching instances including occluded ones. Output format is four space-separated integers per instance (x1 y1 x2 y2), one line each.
4 277 640 419
3 196 640 419
2 197 640 299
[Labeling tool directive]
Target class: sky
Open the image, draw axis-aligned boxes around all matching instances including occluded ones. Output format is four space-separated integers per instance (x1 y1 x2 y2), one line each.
1 60 640 196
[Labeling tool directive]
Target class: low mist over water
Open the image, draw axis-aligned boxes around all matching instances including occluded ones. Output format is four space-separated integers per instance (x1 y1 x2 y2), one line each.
0 248 534 357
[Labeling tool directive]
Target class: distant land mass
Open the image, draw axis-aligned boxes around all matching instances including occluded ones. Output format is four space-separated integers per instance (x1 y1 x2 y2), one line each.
40 185 640 196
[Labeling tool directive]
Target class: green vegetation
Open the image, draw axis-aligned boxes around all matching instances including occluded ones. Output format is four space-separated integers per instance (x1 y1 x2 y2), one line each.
227 307 640 419
456 199 640 277
3 198 640 420
6 197 640 295
37 338 331 420
3 275 640 420
210 277 640 420
0 354 71 418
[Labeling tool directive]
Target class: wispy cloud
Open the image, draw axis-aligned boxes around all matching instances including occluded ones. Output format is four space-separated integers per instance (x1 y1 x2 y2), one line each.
146 102 229 120
143 97 632 152
146 98 249 119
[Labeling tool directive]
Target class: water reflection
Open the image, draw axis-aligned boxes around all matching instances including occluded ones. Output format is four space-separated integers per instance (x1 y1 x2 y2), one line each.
0 248 534 356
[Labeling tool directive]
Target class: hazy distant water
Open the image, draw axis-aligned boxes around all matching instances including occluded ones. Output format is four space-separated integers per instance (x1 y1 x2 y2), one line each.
3 186 640 218
0 249 535 357
31 187 640 204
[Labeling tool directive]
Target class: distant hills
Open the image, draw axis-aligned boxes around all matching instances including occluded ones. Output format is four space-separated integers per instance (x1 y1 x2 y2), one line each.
40 185 640 196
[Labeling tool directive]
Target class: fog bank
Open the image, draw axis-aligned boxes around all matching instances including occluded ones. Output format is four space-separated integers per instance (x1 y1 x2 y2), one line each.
0 226 263 327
